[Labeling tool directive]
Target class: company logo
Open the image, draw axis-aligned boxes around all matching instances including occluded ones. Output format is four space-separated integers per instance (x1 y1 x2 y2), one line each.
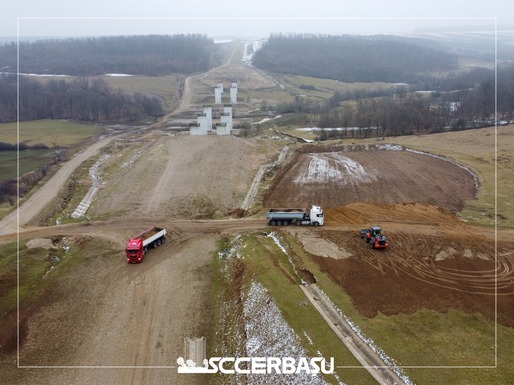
176 356 334 375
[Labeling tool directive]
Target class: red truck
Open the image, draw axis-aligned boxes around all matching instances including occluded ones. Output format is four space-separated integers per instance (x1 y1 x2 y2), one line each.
125 226 167 263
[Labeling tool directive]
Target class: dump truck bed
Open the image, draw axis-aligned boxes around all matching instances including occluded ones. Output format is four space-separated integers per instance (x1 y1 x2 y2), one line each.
266 208 306 220
136 226 164 241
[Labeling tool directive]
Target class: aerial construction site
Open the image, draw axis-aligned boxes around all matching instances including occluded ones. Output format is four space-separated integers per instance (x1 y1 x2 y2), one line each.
0 39 513 385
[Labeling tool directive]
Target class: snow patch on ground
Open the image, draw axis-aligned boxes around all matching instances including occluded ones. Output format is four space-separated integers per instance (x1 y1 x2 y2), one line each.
251 115 282 125
295 127 369 132
71 154 110 219
295 153 379 185
435 247 458 261
218 235 336 384
243 281 332 385
243 40 266 65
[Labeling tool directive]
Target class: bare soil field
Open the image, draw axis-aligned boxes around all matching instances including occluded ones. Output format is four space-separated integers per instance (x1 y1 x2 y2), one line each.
302 225 514 328
2 232 216 385
265 147 477 212
264 141 513 327
90 133 275 220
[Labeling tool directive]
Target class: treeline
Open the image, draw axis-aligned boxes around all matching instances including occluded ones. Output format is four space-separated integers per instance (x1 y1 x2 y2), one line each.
0 34 219 76
0 74 164 122
252 34 457 83
0 142 49 151
275 64 514 138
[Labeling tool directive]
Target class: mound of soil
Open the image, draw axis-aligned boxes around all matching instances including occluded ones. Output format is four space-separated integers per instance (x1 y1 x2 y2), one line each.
265 149 476 212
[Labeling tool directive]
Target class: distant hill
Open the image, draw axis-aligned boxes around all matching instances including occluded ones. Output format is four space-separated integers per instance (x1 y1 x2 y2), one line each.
0 34 221 76
251 34 458 83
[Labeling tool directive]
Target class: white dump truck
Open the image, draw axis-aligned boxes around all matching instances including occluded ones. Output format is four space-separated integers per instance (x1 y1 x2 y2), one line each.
266 205 324 226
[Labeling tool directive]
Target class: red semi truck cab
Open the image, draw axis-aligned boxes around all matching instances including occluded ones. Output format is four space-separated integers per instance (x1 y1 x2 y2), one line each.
125 226 167 263
125 238 145 263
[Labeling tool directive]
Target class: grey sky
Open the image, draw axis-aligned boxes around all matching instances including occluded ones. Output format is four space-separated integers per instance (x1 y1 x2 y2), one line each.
2 0 512 39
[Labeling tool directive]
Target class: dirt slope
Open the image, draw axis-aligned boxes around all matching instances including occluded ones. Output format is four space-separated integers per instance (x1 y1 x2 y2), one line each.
91 133 271 220
5 233 216 385
265 149 476 212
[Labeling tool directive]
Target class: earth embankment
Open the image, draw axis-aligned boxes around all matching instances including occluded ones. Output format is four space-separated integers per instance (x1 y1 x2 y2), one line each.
265 147 476 212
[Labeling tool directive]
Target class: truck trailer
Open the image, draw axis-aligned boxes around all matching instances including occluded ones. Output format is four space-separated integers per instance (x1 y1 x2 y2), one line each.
125 226 167 263
266 205 324 226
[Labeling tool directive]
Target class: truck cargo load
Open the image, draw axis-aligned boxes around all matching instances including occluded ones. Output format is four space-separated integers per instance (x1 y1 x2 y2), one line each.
125 226 167 263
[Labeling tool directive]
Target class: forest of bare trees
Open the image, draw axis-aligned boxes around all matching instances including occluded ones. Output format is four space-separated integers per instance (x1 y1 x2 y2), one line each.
0 75 164 123
0 34 223 123
252 34 458 83
274 64 514 139
0 34 219 76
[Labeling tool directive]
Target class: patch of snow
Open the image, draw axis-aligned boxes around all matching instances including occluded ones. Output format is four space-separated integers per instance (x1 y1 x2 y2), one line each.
243 39 266 66
243 281 332 385
251 115 282 125
15 72 69 77
376 143 405 151
435 247 458 261
71 154 110 219
295 127 367 132
294 153 379 185
105 73 133 77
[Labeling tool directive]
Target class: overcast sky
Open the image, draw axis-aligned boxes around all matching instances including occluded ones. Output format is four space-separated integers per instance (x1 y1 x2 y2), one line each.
2 0 513 39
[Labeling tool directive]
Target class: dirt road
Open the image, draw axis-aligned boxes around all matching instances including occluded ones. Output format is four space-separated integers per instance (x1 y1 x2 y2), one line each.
89 133 273 220
0 136 114 235
5 232 215 385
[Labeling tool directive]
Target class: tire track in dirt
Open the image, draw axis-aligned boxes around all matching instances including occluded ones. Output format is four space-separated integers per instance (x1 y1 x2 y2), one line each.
314 226 514 326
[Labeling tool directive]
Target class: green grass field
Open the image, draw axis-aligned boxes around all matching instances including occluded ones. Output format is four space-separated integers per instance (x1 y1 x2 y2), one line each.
0 119 103 147
276 74 397 101
0 150 53 181
0 241 53 324
99 74 181 112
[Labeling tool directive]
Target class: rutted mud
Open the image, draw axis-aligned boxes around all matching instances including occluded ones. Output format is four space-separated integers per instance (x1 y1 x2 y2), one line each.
312 227 514 327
